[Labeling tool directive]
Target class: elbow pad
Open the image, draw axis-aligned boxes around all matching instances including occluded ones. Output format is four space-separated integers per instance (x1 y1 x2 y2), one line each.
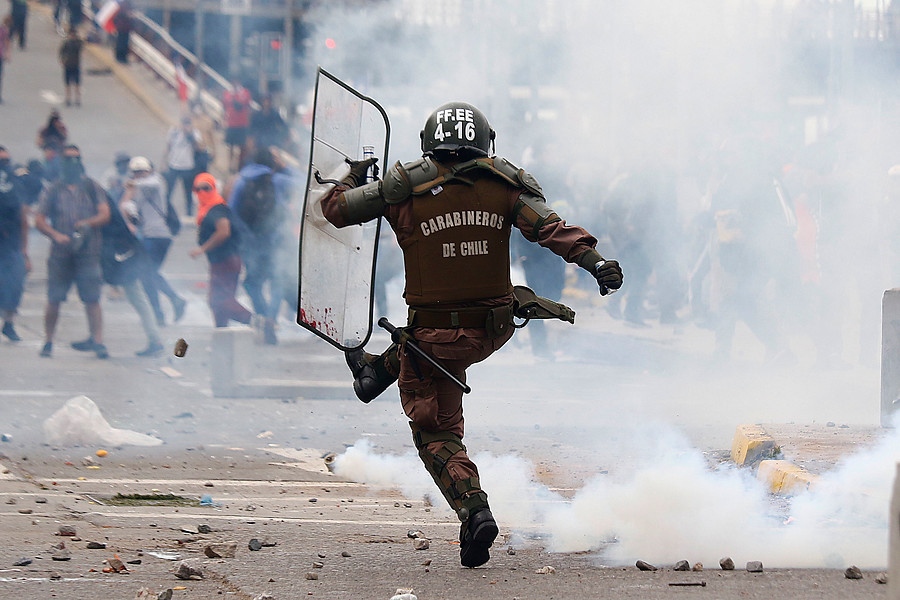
339 180 386 224
513 191 561 239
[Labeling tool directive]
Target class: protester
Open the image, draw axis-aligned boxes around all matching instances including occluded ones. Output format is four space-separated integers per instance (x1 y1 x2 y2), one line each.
112 0 133 64
0 16 11 104
0 146 30 341
222 77 251 172
190 172 251 327
121 156 187 327
101 180 163 357
40 144 62 184
34 144 111 359
58 28 83 107
102 151 132 203
37 109 68 153
248 94 289 155
163 115 202 216
228 147 300 344
190 100 217 176
9 0 26 50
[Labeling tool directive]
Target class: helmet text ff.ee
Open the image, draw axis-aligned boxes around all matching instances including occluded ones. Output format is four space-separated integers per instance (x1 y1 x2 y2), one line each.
420 102 495 158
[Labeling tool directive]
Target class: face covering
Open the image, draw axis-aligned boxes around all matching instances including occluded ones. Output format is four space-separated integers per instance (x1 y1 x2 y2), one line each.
61 156 84 183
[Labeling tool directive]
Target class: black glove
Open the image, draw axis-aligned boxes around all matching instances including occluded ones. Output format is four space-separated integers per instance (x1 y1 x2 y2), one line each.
594 259 623 296
342 157 378 188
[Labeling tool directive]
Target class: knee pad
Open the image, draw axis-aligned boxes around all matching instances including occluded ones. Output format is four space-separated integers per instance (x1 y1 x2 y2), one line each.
410 424 488 519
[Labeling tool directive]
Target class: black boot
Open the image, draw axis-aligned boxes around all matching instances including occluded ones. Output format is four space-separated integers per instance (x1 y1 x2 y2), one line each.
459 507 498 568
344 348 397 403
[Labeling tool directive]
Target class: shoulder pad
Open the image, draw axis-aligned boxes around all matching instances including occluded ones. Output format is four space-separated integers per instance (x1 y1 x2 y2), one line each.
383 157 441 203
492 156 544 198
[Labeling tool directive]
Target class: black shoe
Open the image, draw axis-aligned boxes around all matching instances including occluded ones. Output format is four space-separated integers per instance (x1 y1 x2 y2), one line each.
2 322 21 342
459 508 498 568
173 297 187 322
40 342 53 357
345 348 367 377
94 344 109 359
71 337 98 351
136 342 164 357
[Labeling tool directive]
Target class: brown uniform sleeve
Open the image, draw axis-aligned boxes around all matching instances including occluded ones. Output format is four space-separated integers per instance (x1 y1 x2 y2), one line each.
510 188 602 269
320 185 351 228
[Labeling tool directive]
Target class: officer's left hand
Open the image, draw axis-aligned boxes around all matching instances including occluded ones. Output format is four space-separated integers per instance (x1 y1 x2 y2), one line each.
594 259 623 296
343 157 378 188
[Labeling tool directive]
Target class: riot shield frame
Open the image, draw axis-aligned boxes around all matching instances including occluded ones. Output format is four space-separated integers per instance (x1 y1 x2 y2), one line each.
296 67 391 351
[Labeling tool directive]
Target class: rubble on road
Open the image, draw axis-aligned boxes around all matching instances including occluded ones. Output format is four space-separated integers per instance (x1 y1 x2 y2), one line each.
204 541 237 558
844 565 863 580
746 561 764 573
719 557 735 570
413 538 429 550
305 572 318 580
635 560 657 571
673 560 690 571
535 565 556 574
249 538 263 551
173 560 204 580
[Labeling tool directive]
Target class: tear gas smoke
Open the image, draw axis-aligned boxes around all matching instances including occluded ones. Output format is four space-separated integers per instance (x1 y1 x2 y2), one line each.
333 418 897 568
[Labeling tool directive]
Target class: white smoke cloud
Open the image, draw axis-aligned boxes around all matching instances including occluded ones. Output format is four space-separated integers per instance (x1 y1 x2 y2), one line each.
332 421 895 568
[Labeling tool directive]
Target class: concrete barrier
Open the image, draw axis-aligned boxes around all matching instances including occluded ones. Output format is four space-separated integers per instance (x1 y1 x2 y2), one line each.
890 462 900 598
730 424 778 467
210 328 350 399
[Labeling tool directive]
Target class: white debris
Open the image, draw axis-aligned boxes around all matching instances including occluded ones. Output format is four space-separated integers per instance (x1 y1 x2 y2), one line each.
43 396 162 447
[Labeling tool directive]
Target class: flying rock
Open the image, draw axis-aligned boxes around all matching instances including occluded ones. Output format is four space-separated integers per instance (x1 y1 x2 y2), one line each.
174 339 188 357
636 560 658 571
746 561 764 573
844 566 863 580
719 557 735 570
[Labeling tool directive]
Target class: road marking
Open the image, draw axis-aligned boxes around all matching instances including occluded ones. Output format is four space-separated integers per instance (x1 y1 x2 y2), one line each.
34 478 364 487
0 390 61 397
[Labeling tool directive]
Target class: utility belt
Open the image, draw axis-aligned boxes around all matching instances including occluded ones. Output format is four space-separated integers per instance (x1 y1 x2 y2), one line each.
407 286 575 338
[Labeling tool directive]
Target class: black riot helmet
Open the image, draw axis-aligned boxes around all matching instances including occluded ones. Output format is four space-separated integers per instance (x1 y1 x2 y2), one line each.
420 102 495 158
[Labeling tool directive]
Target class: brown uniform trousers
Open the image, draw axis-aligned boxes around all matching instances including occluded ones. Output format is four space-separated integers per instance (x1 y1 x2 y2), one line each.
399 325 514 517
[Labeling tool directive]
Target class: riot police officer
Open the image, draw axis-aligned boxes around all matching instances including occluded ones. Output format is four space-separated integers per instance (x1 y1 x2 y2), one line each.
321 102 623 568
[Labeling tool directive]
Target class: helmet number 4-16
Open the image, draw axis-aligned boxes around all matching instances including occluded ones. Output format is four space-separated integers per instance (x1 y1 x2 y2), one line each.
434 121 476 142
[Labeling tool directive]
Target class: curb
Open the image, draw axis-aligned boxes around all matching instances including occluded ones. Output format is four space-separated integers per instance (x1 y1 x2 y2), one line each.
729 424 820 495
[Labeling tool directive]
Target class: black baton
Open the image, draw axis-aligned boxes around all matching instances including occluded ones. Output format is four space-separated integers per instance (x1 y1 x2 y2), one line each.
378 317 471 394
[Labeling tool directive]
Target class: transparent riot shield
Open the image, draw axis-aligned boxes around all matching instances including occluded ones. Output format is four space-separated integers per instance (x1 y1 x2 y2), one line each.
297 68 390 350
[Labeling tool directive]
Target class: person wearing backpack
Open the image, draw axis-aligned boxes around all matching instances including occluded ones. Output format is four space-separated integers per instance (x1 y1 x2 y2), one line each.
121 156 187 328
100 184 163 357
227 147 300 345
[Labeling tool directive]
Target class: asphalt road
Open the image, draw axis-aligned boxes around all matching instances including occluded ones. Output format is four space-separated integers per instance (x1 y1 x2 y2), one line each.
0 5 895 599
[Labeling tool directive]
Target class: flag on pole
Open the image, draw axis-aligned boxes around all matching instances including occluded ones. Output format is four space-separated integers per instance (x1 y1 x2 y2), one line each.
174 61 189 103
95 1 121 34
